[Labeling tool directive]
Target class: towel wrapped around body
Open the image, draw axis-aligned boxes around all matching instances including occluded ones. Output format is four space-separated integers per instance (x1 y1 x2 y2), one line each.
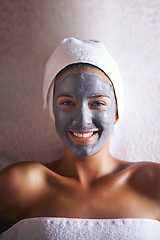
0 217 159 240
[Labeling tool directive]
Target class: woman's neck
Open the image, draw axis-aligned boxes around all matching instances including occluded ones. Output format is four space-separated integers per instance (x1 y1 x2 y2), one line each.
60 139 119 188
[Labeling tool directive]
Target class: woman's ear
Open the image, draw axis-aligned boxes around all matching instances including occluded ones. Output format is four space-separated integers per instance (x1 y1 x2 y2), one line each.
114 112 119 124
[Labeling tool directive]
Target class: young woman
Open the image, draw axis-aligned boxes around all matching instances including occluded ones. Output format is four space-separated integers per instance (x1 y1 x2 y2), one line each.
0 37 159 239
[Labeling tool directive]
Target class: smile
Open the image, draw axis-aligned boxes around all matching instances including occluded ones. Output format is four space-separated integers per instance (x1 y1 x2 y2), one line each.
73 132 94 138
68 130 98 145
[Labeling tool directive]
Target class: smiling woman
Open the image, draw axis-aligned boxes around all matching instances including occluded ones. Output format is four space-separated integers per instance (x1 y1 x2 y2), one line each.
53 70 116 156
0 37 160 239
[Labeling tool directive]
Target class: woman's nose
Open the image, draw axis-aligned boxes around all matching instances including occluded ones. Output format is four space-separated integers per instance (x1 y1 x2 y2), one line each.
72 104 92 128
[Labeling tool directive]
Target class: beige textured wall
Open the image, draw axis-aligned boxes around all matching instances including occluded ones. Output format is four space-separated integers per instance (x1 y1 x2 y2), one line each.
0 0 160 169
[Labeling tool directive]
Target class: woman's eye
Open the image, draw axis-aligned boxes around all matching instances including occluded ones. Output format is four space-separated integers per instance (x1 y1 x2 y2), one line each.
60 101 75 106
57 97 77 111
91 101 106 106
88 98 110 110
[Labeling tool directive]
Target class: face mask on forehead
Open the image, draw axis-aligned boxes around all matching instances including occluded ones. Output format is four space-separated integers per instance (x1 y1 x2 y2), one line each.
53 72 116 156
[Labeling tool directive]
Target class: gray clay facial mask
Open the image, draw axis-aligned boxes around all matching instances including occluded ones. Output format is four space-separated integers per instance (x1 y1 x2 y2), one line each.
53 73 116 156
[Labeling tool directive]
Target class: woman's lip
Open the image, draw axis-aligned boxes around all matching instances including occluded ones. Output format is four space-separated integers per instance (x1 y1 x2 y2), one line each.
68 130 98 133
68 130 98 145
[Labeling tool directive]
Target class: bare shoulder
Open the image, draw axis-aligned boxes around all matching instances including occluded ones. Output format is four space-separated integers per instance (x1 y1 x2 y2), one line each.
0 161 46 185
0 162 47 232
128 161 160 200
0 162 47 207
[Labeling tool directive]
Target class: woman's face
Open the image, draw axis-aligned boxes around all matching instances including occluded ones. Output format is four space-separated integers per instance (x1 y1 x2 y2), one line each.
53 67 116 156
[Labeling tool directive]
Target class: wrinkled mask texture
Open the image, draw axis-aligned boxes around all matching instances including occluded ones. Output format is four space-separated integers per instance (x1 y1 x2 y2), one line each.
53 73 116 156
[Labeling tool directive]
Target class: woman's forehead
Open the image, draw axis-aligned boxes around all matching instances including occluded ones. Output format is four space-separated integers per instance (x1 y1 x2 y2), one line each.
55 73 113 98
55 66 112 89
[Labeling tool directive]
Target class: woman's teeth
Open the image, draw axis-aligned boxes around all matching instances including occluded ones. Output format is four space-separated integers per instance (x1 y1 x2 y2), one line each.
73 132 94 138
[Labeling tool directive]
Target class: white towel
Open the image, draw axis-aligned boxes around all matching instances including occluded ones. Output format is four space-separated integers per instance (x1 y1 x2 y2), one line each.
43 37 124 120
0 217 159 240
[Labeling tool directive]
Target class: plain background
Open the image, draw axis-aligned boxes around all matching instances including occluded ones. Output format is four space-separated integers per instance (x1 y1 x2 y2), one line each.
0 0 160 169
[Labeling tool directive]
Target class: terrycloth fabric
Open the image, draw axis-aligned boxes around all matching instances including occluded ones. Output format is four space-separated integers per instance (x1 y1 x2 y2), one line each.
0 218 159 240
43 37 124 120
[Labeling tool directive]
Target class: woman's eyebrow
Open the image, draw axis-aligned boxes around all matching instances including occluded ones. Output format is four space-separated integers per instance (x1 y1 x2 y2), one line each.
57 94 74 98
89 94 110 99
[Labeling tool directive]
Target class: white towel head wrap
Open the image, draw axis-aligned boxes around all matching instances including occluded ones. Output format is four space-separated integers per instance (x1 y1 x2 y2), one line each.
43 37 124 120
